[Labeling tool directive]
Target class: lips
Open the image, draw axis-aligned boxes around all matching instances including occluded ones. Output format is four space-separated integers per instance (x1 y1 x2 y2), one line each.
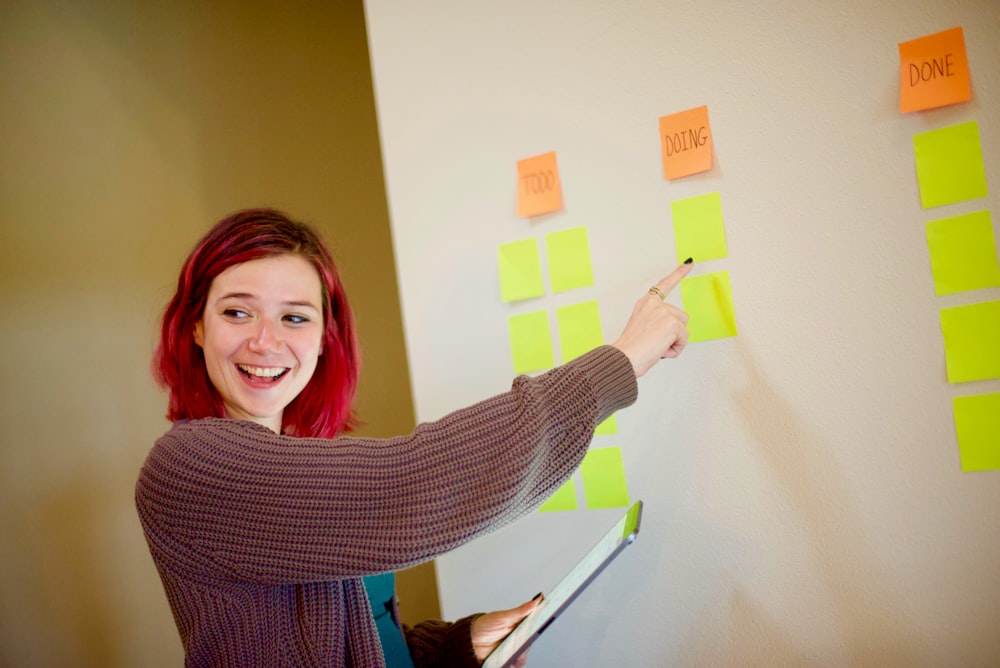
236 363 289 384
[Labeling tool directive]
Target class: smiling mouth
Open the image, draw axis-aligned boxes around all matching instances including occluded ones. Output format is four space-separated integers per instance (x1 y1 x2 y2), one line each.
237 364 290 384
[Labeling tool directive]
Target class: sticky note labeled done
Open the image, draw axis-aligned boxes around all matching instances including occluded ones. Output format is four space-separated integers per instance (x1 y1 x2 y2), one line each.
556 300 603 363
539 477 578 512
659 105 713 180
681 271 738 343
581 447 630 509
940 300 1000 384
517 151 563 218
671 192 728 264
899 26 971 113
508 310 555 374
925 210 1000 296
546 226 594 293
953 393 1000 472
913 121 989 209
498 238 545 302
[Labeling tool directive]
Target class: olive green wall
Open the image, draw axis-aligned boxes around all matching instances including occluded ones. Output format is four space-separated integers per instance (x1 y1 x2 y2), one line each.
0 2 436 665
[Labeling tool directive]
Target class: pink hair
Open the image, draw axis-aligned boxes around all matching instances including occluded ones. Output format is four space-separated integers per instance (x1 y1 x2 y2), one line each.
153 208 359 437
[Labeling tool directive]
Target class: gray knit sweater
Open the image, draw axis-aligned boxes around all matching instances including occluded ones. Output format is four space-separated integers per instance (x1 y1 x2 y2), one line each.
135 345 637 667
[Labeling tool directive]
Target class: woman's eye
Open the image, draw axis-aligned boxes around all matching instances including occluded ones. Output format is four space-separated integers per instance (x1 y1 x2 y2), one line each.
222 308 249 319
283 314 310 325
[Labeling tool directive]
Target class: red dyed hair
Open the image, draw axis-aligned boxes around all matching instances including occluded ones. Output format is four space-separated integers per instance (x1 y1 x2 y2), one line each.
153 208 359 437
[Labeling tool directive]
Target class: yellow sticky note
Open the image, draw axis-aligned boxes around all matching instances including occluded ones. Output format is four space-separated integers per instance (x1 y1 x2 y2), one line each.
659 105 713 180
926 211 1000 296
913 121 989 209
546 226 594 293
508 310 554 374
556 300 603 363
498 238 545 302
940 300 1000 383
595 414 617 435
517 151 563 218
681 271 738 343
671 192 728 264
581 447 630 509
899 26 971 113
539 477 578 512
953 394 1000 472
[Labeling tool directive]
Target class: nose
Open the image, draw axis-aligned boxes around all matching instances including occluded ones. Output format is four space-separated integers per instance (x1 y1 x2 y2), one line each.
247 318 282 353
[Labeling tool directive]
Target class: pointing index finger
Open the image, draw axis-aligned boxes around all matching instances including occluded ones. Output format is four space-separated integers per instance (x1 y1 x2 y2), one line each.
652 259 694 298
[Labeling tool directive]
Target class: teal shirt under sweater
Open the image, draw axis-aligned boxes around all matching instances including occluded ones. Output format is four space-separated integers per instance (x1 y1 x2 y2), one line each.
364 573 415 668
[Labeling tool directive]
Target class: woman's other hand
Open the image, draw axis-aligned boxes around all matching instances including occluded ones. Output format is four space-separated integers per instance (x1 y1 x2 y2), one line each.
612 262 694 377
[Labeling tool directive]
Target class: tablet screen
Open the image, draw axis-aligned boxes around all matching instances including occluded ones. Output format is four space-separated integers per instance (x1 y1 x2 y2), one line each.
482 500 643 668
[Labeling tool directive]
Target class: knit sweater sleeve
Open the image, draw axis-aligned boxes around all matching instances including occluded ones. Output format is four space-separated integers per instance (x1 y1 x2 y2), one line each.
402 616 481 668
136 345 636 583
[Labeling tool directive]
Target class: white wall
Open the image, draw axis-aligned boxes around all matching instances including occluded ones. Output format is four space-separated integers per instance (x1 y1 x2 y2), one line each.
364 1 1000 665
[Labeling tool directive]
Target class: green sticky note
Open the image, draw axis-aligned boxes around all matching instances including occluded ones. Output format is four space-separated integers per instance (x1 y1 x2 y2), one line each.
508 310 554 374
926 210 1000 296
498 238 545 302
671 191 728 264
953 393 1000 472
595 414 617 435
546 226 594 293
556 300 603 362
581 447 630 509
539 477 578 512
940 300 1000 383
914 121 989 209
680 271 738 342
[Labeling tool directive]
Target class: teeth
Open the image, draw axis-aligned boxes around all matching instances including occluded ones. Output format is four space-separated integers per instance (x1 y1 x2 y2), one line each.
238 364 286 378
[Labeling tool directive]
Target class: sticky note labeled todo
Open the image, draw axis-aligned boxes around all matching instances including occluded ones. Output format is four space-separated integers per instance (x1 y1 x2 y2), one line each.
659 105 713 180
681 271 738 343
517 151 563 218
940 300 1000 384
913 121 989 209
925 210 1000 296
899 26 971 113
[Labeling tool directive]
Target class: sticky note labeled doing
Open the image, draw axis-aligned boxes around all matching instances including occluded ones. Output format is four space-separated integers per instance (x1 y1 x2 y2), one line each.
899 26 971 113
659 105 713 180
913 121 989 209
681 271 738 343
671 192 728 264
556 300 603 363
546 226 594 292
498 238 545 302
952 393 1000 472
539 477 578 512
581 447 630 509
940 300 1000 384
508 310 555 374
517 151 563 218
925 211 1000 296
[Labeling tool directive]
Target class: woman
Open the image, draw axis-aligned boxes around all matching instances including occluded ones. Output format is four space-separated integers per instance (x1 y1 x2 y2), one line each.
136 208 691 667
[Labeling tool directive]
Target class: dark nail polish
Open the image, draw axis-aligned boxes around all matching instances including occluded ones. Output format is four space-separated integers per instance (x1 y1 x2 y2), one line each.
532 592 543 601
684 257 693 264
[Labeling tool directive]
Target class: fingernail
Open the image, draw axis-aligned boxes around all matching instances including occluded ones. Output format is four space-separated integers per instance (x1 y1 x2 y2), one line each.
684 257 693 264
532 592 543 601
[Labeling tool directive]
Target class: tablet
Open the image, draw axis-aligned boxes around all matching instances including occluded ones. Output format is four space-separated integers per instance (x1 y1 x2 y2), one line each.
482 500 643 668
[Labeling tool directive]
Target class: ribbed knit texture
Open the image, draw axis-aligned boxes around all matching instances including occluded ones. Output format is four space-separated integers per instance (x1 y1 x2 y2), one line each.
135 345 637 667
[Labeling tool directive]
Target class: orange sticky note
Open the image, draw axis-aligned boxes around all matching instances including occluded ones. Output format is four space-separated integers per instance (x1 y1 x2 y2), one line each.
658 105 713 180
516 151 563 218
899 26 971 113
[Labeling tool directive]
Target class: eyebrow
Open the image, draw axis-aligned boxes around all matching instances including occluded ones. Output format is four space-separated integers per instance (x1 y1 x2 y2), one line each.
216 292 321 310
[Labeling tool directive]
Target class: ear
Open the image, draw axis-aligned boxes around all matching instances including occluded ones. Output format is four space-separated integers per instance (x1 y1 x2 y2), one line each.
193 320 205 348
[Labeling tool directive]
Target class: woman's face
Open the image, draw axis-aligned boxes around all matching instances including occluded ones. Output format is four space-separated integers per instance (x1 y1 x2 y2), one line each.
194 254 325 433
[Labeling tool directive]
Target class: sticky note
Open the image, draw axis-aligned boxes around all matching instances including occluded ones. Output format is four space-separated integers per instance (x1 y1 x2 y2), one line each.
940 300 1000 383
953 393 1000 472
581 447 630 509
681 271 738 342
671 192 728 264
899 26 971 113
498 238 545 302
517 151 563 218
556 300 603 362
508 310 555 374
546 226 594 293
539 477 578 512
913 121 989 209
925 211 1000 296
595 414 617 435
659 105 713 180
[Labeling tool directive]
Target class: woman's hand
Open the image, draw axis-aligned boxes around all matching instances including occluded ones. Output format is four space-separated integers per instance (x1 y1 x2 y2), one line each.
470 594 543 666
612 262 693 377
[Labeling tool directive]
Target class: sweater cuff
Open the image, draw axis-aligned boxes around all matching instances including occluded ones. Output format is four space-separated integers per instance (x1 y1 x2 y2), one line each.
565 345 638 424
440 614 483 667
